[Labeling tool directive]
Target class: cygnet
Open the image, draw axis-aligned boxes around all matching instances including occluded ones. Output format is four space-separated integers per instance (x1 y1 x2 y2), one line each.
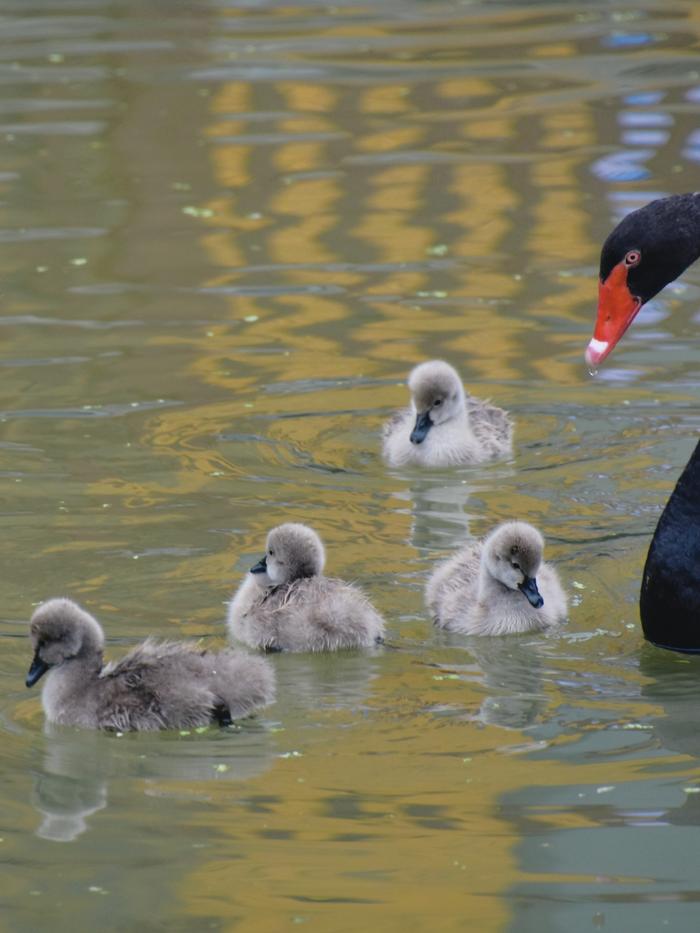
26 598 275 730
382 360 513 467
227 523 385 652
426 521 567 635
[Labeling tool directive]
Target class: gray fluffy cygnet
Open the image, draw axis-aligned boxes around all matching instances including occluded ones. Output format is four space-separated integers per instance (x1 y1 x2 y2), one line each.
426 521 567 635
26 598 276 731
382 360 513 468
227 523 386 652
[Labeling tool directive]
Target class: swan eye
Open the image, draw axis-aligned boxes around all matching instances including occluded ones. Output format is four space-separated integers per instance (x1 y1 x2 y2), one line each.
433 399 442 407
624 249 641 267
512 562 521 571
268 549 274 557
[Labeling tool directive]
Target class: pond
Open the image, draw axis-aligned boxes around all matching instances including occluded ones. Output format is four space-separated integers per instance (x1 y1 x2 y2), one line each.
2 1 700 930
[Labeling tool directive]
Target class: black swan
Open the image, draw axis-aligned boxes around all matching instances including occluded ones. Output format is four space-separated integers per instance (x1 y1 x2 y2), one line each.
639 440 700 652
587 193 700 651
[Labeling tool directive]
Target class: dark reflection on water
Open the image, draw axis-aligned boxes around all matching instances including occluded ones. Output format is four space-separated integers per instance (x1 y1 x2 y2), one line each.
639 649 700 761
504 649 700 932
1 0 700 929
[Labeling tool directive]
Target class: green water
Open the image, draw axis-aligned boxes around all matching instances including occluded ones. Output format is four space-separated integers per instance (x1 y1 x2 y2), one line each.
2 1 700 930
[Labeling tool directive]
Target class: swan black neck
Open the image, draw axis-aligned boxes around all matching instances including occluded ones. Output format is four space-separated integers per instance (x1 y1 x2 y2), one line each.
640 440 700 652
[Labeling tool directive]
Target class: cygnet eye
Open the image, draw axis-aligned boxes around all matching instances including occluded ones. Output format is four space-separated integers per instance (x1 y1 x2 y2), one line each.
268 549 275 557
512 562 521 571
433 399 442 407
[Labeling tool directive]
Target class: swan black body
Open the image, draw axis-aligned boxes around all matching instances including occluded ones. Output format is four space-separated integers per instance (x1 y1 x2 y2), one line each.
641 441 700 652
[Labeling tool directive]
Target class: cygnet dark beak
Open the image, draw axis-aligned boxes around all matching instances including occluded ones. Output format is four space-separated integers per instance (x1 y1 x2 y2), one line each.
518 575 544 609
410 410 433 445
250 555 268 575
26 651 50 688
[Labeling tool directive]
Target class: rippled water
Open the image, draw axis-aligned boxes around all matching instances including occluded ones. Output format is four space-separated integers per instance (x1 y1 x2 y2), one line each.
2 1 700 929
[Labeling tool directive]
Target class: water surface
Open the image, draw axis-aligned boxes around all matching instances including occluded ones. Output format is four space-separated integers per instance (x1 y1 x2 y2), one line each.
2 1 700 930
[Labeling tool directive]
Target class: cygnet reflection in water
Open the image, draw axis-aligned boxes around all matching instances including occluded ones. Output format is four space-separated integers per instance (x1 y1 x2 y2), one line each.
31 717 280 842
468 638 550 731
33 770 108 843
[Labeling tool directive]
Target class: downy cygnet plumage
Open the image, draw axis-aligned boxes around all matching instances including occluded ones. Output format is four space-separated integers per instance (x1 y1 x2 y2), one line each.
227 523 385 652
426 521 567 635
382 360 513 468
26 598 275 730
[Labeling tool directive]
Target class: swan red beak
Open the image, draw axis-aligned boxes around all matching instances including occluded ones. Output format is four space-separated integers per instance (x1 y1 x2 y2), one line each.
585 261 642 367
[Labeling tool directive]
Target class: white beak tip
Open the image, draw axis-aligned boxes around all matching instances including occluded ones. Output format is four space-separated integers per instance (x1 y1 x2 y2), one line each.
585 338 609 368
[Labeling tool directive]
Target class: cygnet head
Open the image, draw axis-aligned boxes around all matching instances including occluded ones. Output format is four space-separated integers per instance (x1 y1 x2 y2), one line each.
250 523 326 587
27 598 104 687
482 522 545 608
407 360 466 444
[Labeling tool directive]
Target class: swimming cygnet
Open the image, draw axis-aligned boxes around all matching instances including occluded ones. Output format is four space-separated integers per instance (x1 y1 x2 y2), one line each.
382 360 513 468
426 521 567 635
227 523 386 652
26 598 276 730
